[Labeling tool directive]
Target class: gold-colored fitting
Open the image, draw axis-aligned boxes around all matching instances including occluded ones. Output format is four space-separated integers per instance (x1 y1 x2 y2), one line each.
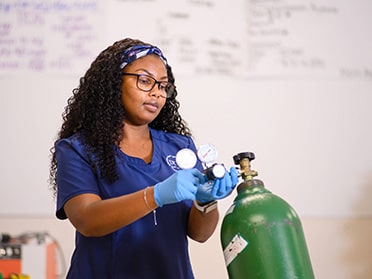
239 158 258 181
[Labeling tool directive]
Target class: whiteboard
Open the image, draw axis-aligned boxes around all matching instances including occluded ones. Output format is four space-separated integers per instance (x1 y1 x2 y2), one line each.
0 0 371 217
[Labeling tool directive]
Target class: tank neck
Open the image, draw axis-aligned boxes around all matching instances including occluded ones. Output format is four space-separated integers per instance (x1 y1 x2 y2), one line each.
237 179 267 194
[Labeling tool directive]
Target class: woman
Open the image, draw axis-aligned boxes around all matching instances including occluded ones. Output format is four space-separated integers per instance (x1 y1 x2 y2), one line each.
49 38 238 278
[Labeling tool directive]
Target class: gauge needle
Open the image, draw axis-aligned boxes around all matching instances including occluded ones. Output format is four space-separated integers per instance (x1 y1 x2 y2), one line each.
202 149 211 159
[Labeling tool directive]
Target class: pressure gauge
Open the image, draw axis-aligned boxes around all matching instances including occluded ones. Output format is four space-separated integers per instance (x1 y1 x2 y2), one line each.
197 144 218 165
205 163 226 180
176 148 197 169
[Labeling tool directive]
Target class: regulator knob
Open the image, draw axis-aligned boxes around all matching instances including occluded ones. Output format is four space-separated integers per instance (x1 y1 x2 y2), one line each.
233 152 255 165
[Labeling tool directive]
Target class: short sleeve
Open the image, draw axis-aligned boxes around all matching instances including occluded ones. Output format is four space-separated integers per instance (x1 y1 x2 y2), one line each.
55 137 99 219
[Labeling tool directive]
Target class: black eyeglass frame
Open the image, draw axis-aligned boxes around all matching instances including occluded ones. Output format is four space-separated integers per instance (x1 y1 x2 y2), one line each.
123 73 175 98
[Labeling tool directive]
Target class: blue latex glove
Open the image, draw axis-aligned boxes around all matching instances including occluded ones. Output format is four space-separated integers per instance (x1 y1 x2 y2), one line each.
196 166 239 203
154 168 205 207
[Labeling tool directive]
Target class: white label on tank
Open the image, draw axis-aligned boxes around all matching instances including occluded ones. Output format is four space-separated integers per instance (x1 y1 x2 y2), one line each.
223 233 248 266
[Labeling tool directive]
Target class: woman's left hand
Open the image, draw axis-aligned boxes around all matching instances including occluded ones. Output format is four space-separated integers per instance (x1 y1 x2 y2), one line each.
195 166 239 203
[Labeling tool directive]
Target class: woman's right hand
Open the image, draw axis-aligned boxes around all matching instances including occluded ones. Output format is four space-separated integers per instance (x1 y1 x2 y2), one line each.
154 169 204 207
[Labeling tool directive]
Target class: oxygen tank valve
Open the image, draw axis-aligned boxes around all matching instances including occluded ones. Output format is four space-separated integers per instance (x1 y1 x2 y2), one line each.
233 152 258 181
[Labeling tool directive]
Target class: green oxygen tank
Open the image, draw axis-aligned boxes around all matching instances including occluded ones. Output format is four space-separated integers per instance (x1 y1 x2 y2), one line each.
220 152 314 279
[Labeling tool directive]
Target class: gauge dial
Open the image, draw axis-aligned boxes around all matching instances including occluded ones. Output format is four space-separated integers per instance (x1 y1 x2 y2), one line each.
176 148 197 169
211 164 226 179
197 144 218 164
205 164 226 180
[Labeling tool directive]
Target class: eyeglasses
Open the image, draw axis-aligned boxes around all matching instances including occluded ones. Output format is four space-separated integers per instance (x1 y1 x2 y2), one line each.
123 73 175 98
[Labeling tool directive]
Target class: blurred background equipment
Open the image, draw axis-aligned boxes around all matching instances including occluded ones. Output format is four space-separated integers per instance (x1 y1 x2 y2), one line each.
0 232 65 279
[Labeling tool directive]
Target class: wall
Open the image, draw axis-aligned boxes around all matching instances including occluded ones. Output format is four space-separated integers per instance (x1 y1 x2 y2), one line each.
0 0 371 278
0 0 371 218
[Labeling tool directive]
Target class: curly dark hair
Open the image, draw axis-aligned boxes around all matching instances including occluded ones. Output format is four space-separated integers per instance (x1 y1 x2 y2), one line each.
49 38 192 195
